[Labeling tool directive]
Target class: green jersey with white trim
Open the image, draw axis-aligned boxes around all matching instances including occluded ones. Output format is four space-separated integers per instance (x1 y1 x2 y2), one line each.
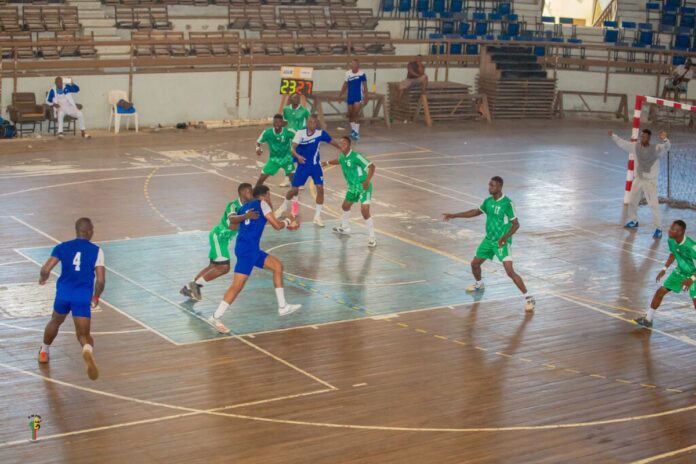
283 105 311 131
258 127 295 160
212 198 242 239
668 236 696 276
479 195 516 243
339 149 371 190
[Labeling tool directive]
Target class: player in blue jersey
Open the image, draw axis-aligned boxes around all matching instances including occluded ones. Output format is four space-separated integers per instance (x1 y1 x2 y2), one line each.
38 218 105 380
339 59 368 140
208 185 302 333
276 114 341 227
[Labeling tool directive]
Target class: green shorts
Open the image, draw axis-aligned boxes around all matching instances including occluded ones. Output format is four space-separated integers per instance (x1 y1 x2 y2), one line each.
475 238 511 262
663 270 696 299
262 156 296 176
345 182 373 204
208 229 234 263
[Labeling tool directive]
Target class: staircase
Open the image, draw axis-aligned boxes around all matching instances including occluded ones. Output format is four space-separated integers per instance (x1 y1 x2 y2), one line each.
477 45 556 119
614 0 645 24
513 0 543 24
68 0 130 59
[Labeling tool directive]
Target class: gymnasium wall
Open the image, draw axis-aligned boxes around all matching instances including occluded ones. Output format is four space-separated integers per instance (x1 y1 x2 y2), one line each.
1 67 691 130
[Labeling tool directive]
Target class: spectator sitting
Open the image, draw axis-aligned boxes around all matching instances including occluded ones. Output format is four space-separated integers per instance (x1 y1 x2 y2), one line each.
396 55 428 102
46 76 91 139
661 59 692 99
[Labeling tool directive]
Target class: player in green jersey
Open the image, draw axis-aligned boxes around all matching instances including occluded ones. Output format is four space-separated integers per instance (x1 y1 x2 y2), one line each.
322 136 377 248
283 93 311 131
256 114 296 188
180 183 255 301
635 220 696 328
442 176 535 313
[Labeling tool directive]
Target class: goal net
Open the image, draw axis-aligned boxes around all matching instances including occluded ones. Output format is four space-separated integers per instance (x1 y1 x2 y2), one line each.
628 96 696 209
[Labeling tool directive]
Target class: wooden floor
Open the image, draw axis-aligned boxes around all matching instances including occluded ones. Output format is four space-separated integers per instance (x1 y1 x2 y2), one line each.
2 119 696 463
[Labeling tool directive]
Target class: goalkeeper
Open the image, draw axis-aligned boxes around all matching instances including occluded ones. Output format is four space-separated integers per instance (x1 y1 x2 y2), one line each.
609 129 671 240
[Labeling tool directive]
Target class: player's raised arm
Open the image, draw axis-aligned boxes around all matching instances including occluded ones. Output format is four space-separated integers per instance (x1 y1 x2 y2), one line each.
608 130 634 152
442 209 483 221
39 256 60 285
656 130 671 156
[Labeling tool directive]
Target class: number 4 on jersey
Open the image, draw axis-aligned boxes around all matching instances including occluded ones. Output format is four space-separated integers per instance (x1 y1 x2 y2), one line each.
73 252 81 271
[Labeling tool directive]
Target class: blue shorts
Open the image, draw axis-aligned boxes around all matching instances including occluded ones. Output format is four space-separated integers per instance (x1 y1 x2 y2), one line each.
54 298 91 319
292 163 324 187
347 97 363 105
234 248 268 276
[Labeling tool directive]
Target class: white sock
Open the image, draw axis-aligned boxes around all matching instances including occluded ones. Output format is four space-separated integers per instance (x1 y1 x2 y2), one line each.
355 123 360 134
476 280 483 286
41 343 50 353
342 210 351 228
214 301 229 319
275 288 287 308
350 122 357 132
278 199 289 214
646 308 656 322
195 277 206 286
365 217 375 238
314 204 323 219
82 344 93 353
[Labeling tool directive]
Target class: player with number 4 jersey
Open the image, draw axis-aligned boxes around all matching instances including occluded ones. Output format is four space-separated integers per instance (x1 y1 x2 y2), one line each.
443 176 535 313
37 217 105 381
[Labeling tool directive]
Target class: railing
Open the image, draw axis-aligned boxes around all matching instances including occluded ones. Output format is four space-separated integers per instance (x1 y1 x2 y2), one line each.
1 36 694 109
592 0 618 27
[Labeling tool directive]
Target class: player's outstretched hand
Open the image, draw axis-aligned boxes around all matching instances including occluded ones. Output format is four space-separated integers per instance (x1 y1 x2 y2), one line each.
656 269 666 283
442 213 453 222
659 130 668 141
608 130 613 137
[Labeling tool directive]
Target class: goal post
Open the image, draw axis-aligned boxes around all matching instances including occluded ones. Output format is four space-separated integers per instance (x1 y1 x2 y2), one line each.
625 95 696 208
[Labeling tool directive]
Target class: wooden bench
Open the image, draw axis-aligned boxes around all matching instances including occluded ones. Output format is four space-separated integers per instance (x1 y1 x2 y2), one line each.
307 90 390 129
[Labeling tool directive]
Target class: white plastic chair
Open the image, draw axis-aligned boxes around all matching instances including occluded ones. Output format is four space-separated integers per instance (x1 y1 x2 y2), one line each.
107 90 138 134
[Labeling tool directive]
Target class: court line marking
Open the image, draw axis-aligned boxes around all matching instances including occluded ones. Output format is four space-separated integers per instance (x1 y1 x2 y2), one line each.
0 321 148 336
0 259 29 266
380 157 553 169
0 171 208 198
2 358 696 436
266 240 420 286
632 442 696 463
10 216 337 389
0 163 189 181
143 160 184 232
367 149 431 159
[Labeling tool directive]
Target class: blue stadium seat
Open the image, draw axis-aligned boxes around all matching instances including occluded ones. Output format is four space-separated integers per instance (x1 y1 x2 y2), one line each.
429 32 445 54
507 14 519 22
645 1 661 22
664 0 681 8
433 0 445 15
498 2 511 16
474 20 488 36
507 21 520 37
458 21 470 35
672 55 686 65
382 0 395 13
472 11 486 21
673 34 690 49
604 28 619 44
398 0 412 14
416 0 428 13
679 10 695 29
603 20 618 28
446 33 462 54
497 34 511 40
441 18 455 34
463 33 478 55
449 0 463 14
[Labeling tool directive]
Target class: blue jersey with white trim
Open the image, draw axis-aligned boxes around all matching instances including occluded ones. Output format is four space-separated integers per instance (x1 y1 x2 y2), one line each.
345 70 367 102
51 239 103 302
235 200 270 251
293 129 333 165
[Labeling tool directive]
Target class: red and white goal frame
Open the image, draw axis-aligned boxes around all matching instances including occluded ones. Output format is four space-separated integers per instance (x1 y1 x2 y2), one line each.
624 95 696 203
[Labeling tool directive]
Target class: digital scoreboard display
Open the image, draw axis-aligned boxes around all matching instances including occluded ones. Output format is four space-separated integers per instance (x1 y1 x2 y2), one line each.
279 78 313 96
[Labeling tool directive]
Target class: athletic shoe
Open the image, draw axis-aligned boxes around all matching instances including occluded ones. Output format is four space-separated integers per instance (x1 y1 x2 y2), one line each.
313 217 325 227
525 296 536 313
57 133 64 139
350 130 358 140
208 316 230 334
353 132 361 141
653 228 663 239
367 237 377 248
333 226 351 235
279 303 301 316
83 133 92 140
38 350 49 364
634 316 653 328
82 346 99 381
291 201 300 217
624 220 639 229
179 285 193 298
465 282 485 292
188 282 202 301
